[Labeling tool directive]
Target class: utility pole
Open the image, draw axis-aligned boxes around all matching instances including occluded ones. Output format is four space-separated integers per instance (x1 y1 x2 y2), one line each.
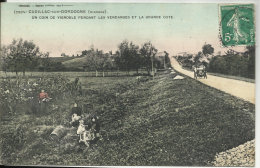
150 44 155 80
164 55 166 69
151 56 154 80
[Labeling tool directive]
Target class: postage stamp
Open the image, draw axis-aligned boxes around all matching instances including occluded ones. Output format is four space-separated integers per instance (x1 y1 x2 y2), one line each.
219 4 255 46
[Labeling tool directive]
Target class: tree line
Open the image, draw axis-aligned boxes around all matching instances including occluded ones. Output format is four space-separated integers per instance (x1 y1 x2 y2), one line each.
0 39 66 75
0 39 170 76
82 40 170 76
208 46 255 79
176 43 255 79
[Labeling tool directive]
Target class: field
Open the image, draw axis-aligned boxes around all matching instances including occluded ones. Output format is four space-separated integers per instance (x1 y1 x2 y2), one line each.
0 70 149 79
0 70 255 166
62 56 86 68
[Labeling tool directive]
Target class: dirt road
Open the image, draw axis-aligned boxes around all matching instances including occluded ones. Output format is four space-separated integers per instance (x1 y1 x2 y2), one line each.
170 57 255 104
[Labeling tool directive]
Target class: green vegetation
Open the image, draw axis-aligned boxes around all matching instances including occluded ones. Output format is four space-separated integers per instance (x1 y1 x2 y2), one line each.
0 38 255 166
176 44 255 79
62 57 86 70
0 39 171 75
0 39 44 75
0 71 255 166
208 46 255 79
202 44 214 57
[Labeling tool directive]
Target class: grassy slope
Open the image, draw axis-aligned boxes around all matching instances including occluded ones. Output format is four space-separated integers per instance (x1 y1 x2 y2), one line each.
1 71 255 166
93 72 255 166
62 56 86 68
49 57 75 62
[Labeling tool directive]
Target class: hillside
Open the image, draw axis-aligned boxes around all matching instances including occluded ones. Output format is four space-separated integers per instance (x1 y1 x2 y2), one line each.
91 72 255 166
61 56 86 68
0 71 255 166
49 57 75 62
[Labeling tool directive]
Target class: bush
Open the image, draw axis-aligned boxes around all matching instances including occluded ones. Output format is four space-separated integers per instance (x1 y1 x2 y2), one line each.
208 54 250 78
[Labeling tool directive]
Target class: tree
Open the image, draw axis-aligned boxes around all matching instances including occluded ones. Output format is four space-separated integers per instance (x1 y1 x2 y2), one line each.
194 51 203 65
209 56 228 74
140 41 157 75
116 40 130 73
208 49 251 78
164 51 170 68
81 50 92 56
0 45 9 73
40 52 51 72
115 40 141 75
245 45 255 78
99 53 113 77
128 42 141 74
4 39 41 75
84 48 100 76
61 53 68 57
84 47 113 77
202 43 214 57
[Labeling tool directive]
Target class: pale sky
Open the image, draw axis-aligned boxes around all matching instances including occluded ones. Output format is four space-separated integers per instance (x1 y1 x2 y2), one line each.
1 3 246 57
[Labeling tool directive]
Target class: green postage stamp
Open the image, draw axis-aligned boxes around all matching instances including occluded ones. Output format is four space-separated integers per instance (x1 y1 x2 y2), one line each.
220 4 255 46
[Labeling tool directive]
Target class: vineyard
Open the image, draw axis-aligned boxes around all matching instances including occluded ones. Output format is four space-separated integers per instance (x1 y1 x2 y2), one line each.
0 74 82 116
0 72 141 165
0 70 255 166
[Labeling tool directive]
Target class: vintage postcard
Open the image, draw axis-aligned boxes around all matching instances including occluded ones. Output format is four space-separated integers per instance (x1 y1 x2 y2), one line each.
0 1 256 167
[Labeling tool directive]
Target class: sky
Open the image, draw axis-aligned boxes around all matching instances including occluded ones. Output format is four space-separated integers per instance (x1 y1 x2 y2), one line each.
1 3 247 57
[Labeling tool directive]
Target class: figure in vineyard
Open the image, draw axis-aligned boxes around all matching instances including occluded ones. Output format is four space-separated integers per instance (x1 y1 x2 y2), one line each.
70 103 82 127
71 77 83 96
38 89 50 114
90 115 101 142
